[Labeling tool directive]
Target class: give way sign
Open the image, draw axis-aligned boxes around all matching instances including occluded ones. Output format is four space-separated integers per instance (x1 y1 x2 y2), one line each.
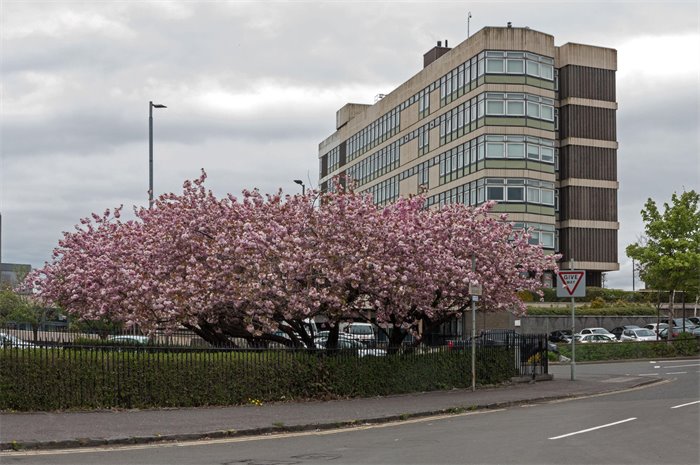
556 270 586 298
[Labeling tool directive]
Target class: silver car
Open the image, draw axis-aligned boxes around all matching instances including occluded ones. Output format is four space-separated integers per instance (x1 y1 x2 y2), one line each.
620 328 658 342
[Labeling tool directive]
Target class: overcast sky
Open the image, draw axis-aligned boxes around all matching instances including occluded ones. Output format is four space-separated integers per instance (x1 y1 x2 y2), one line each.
1 0 698 291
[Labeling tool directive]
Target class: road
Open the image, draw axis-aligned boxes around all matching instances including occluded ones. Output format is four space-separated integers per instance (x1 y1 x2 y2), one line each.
3 359 699 465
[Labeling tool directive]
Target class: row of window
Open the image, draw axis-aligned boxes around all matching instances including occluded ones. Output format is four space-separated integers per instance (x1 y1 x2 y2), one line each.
438 134 556 186
511 221 556 249
326 146 340 174
425 183 556 249
331 49 556 166
484 50 554 80
482 178 555 206
345 142 400 187
484 93 555 120
440 50 555 106
426 177 555 208
367 177 399 206
346 107 401 161
483 135 555 162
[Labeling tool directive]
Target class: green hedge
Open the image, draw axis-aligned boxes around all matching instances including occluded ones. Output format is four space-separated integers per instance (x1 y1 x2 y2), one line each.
0 347 516 411
557 334 699 361
527 306 657 316
538 287 660 303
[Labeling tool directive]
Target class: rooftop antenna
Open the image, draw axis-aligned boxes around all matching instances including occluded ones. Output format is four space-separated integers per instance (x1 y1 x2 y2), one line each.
467 11 472 38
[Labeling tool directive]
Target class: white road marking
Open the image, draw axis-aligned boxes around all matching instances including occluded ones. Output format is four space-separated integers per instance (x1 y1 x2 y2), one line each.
655 359 700 363
667 371 688 375
548 418 637 440
671 400 700 409
662 363 700 369
638 373 660 376
654 366 661 369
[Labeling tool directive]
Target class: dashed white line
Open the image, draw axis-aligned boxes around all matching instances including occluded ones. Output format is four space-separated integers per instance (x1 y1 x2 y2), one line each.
667 371 688 375
662 363 700 369
671 400 700 409
638 373 660 376
548 418 637 440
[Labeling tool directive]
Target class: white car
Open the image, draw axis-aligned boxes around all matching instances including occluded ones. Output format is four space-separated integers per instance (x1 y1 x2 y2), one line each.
339 322 376 346
577 328 616 341
577 334 615 344
644 323 668 334
620 328 658 342
314 333 386 357
0 332 38 349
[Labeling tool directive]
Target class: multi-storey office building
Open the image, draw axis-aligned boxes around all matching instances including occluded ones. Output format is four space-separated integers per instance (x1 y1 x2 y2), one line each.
318 26 619 286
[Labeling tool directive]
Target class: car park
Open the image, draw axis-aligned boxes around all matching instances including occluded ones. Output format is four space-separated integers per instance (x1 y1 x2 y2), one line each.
610 325 640 340
688 317 700 326
620 328 658 342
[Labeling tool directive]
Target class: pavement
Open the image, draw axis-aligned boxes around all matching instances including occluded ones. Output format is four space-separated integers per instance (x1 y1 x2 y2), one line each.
0 368 663 451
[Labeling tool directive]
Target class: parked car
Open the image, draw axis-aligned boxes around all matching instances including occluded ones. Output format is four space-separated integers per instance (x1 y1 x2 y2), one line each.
644 323 669 335
577 328 616 341
668 318 696 331
314 333 386 357
620 328 658 342
659 326 693 339
0 332 37 349
106 335 150 345
692 326 700 337
577 334 615 344
549 330 572 343
688 317 700 326
339 322 376 346
610 325 640 340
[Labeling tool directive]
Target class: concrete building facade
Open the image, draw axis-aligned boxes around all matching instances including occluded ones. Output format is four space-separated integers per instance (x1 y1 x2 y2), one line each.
318 26 619 286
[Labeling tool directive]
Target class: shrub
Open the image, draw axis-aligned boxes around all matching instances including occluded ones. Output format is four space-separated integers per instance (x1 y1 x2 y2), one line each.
0 347 516 411
557 338 699 361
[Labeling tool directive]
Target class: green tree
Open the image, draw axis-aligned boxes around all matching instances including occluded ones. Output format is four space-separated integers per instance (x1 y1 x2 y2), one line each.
626 190 700 338
0 288 47 341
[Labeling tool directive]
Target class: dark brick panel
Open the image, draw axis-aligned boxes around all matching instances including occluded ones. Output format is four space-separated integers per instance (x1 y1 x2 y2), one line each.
559 106 617 141
559 228 618 264
559 186 617 222
559 146 617 181
559 65 616 102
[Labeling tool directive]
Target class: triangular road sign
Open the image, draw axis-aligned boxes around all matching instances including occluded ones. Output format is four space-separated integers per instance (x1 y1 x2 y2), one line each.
556 271 586 297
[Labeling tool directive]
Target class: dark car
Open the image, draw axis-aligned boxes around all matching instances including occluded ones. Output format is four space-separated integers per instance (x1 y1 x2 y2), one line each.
549 330 572 343
610 325 640 340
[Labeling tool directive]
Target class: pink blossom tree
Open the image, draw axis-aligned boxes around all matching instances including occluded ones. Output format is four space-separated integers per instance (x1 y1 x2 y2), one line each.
28 173 557 349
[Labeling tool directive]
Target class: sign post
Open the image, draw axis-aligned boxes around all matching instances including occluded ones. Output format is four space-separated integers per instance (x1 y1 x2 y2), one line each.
557 260 585 381
469 255 480 392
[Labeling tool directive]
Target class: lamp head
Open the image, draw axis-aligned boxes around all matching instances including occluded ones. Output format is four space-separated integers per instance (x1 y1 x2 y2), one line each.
294 179 304 186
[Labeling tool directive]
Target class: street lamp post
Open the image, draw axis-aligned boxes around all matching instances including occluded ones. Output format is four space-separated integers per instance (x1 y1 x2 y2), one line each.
149 101 167 209
293 179 306 195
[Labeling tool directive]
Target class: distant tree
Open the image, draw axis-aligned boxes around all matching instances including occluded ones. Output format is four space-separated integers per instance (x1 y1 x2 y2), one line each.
626 190 700 338
0 288 47 341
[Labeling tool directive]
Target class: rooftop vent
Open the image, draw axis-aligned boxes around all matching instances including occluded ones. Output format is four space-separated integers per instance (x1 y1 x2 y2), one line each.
423 40 452 68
